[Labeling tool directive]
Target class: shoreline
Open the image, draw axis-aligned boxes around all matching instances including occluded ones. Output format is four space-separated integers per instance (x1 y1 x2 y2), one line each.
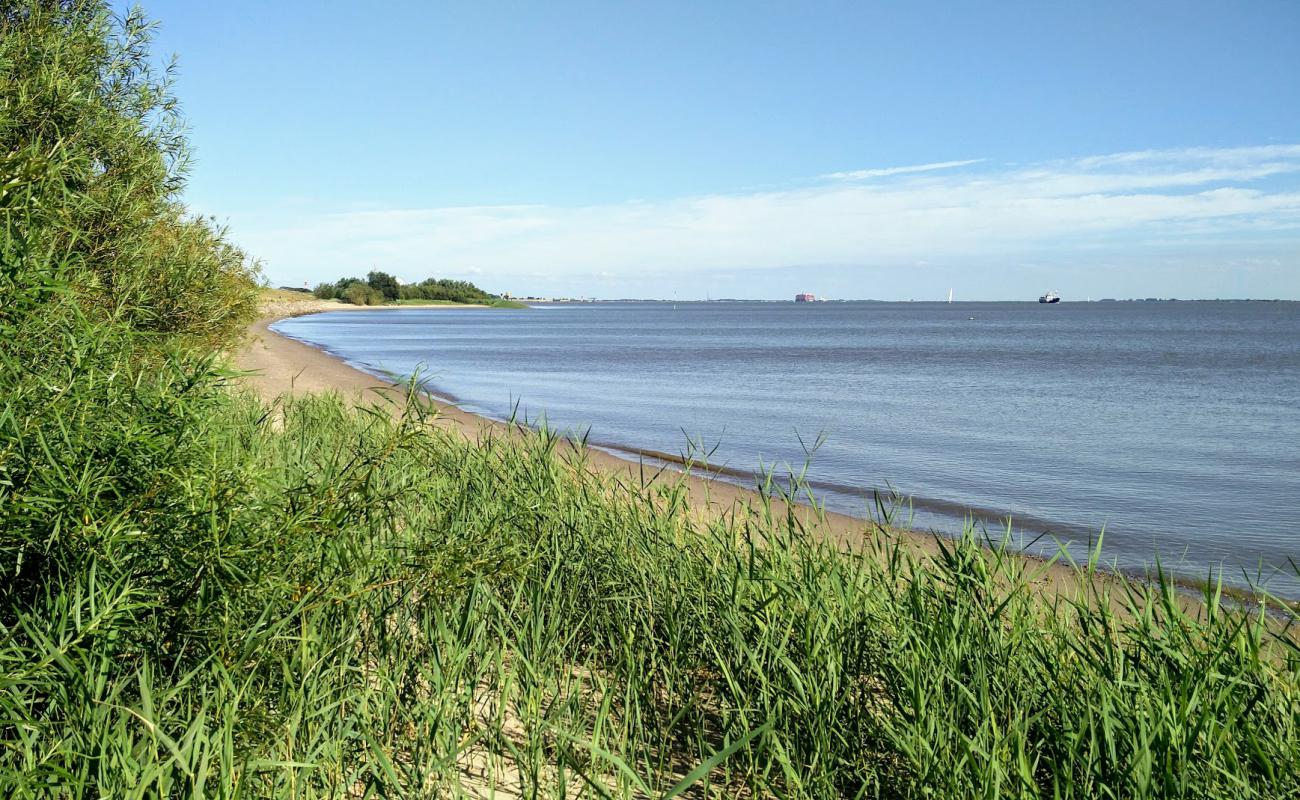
235 300 1260 612
237 304 904 550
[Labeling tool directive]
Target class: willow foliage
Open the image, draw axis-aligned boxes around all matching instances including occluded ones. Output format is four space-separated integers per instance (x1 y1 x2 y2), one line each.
0 0 257 347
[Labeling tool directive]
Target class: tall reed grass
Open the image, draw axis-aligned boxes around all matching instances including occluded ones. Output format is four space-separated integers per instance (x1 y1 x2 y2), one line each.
3 372 1297 796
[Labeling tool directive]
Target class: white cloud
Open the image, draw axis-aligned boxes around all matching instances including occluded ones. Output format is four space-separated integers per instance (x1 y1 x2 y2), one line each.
821 158 984 180
1072 144 1300 170
232 145 1300 291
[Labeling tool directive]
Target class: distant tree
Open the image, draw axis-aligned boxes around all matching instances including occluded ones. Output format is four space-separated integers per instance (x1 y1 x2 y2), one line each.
401 277 496 303
343 272 500 304
367 270 400 301
312 282 337 300
343 283 384 305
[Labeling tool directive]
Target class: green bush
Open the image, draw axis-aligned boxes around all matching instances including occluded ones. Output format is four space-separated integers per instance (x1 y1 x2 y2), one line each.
0 0 258 349
367 269 400 301
312 273 500 304
342 281 384 305
402 276 497 303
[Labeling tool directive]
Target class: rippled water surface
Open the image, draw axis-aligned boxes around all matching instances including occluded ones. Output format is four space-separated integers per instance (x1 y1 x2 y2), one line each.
275 301 1300 597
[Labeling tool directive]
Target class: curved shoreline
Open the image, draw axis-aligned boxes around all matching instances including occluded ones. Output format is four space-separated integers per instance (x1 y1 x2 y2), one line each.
236 304 911 549
269 310 1125 556
234 301 1249 611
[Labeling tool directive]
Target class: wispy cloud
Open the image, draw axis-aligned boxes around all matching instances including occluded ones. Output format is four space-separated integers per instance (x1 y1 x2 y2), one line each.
821 159 984 180
1072 144 1300 170
234 145 1300 294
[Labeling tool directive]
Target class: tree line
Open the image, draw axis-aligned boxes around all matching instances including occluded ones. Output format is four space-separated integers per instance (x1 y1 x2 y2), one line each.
312 271 499 305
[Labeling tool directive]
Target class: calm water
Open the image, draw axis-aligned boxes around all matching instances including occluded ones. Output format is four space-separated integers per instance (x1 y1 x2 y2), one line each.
275 301 1300 598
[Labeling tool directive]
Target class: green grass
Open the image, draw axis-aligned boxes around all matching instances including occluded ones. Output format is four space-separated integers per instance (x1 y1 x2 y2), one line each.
259 287 324 304
2 377 1297 797
3 1 1298 796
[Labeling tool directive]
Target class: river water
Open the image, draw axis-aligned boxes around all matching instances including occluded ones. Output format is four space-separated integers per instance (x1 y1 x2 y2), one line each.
275 300 1300 598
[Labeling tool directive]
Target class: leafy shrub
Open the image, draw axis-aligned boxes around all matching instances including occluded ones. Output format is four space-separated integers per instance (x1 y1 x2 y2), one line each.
366 269 400 300
0 0 258 349
342 281 384 305
311 273 499 304
402 276 497 303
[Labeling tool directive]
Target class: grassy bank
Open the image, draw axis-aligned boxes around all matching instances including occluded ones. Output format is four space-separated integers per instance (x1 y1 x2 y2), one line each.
391 297 529 308
252 289 528 318
2 2 1298 797
259 291 527 311
4 381 1298 797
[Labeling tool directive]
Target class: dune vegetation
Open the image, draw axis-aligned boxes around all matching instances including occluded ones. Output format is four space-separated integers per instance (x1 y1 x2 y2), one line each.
2 2 1297 797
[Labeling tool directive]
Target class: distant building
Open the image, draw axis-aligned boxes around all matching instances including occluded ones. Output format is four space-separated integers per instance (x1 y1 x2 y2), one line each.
795 292 816 302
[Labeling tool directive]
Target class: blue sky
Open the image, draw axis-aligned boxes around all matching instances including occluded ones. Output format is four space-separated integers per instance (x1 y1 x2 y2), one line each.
138 1 1300 299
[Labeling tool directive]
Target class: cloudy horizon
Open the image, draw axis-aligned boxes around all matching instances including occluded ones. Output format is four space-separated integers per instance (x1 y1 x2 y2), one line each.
223 144 1300 300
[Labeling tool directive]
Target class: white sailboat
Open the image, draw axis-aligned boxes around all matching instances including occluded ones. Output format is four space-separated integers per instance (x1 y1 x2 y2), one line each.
948 288 953 304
